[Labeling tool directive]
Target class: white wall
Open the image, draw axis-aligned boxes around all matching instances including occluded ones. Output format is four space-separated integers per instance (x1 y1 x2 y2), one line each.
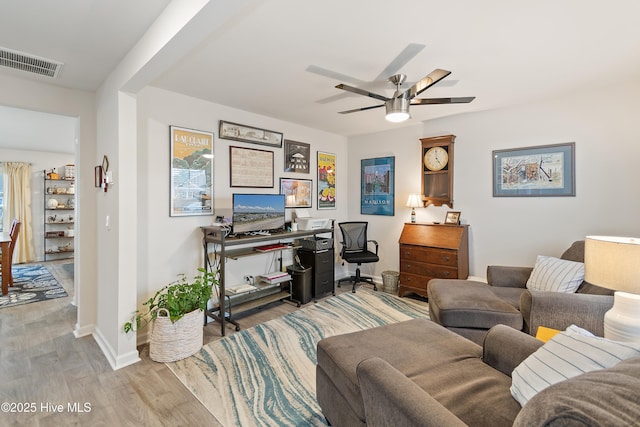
349 78 640 279
0 73 98 340
135 86 348 342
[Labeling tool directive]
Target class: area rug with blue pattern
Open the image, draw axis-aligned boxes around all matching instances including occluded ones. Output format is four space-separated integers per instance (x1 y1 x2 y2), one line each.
167 288 430 426
0 264 68 308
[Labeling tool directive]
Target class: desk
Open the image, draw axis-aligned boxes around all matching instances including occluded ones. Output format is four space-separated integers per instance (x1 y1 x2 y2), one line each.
201 225 334 335
1 232 12 295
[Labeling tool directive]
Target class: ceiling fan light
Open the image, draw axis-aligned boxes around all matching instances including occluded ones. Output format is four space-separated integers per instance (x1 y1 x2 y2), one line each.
385 97 411 123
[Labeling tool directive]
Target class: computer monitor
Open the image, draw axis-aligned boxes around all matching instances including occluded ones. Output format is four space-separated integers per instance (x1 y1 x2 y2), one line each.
232 193 286 234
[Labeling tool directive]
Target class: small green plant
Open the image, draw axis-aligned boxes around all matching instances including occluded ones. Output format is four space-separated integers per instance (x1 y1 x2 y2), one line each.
124 268 216 333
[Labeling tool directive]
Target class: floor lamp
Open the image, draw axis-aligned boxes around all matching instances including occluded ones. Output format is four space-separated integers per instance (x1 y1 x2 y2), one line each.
584 235 640 342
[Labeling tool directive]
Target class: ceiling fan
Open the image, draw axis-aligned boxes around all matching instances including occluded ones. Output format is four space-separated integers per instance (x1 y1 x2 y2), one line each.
335 69 475 122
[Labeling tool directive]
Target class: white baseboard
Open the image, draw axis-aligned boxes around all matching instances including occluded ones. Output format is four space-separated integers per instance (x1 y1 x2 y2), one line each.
93 327 141 370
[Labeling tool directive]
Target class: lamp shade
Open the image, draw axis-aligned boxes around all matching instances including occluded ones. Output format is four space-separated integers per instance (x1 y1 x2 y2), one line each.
585 235 640 342
406 194 423 208
385 97 411 123
286 194 296 207
584 236 640 292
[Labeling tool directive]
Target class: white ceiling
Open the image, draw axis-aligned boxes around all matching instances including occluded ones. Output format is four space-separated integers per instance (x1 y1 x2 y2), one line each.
1 0 640 148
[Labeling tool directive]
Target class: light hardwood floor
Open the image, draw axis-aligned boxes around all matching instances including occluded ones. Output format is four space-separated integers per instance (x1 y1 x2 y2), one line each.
0 261 348 426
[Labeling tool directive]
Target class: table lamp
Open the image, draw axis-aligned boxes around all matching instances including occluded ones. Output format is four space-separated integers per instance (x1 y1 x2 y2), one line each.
286 194 296 207
406 194 423 223
584 235 640 342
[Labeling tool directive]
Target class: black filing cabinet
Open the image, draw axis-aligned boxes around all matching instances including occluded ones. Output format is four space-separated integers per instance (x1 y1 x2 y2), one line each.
298 248 335 298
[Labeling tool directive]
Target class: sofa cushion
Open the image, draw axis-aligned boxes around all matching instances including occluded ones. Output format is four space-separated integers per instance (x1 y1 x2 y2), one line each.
490 286 526 309
526 255 584 293
511 325 640 406
513 357 640 426
429 280 523 330
317 319 478 422
317 318 522 426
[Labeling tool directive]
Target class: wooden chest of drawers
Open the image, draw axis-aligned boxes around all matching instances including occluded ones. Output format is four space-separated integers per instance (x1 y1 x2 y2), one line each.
398 223 469 298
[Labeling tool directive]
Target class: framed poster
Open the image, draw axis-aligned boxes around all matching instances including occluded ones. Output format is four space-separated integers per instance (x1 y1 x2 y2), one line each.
317 151 336 209
284 139 310 173
229 146 274 188
361 156 395 216
493 142 575 197
170 126 214 217
219 120 283 148
280 178 312 208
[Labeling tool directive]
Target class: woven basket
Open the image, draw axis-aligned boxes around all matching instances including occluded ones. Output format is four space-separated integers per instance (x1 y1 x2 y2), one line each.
149 308 203 363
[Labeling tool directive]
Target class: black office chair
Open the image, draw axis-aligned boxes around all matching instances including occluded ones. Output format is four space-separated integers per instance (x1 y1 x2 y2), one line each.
337 222 379 293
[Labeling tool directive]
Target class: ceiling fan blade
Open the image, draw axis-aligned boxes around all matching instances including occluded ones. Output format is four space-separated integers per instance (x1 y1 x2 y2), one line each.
411 96 476 105
338 104 386 114
404 69 452 100
335 83 389 102
306 65 365 86
376 43 426 79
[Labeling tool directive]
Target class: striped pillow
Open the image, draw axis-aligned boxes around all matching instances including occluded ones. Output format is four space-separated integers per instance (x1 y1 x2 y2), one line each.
511 325 640 407
526 255 584 292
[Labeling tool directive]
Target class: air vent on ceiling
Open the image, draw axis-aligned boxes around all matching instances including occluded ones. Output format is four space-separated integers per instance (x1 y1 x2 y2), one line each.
0 47 63 78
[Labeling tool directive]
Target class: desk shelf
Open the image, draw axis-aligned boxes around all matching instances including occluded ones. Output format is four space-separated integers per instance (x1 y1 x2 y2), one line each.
201 225 334 335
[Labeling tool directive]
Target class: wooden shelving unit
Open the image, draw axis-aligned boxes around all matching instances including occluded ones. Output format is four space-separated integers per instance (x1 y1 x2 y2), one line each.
44 169 75 261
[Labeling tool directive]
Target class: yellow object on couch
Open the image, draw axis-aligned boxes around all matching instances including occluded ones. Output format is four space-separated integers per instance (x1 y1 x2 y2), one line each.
535 326 561 342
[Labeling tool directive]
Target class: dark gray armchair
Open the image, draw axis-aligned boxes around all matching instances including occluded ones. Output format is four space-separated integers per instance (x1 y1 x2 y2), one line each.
429 241 614 343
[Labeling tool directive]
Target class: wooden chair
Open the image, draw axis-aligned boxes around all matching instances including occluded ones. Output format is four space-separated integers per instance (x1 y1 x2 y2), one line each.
1 219 21 287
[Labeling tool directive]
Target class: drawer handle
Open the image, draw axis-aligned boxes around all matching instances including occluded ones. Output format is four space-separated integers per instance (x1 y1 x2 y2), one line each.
404 251 411 257
443 256 450 262
443 271 451 277
406 264 412 270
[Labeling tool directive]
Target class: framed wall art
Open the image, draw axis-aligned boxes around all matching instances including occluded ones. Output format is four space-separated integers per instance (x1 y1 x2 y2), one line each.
280 178 313 208
170 126 214 217
317 151 336 209
493 142 575 197
219 120 283 148
284 139 310 173
445 211 461 225
361 156 395 216
229 145 274 188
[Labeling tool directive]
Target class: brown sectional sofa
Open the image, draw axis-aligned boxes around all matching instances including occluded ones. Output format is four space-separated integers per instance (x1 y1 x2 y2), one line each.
316 241 639 426
316 318 640 426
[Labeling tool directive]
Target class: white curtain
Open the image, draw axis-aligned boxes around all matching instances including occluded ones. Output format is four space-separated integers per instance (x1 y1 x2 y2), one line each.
2 162 34 263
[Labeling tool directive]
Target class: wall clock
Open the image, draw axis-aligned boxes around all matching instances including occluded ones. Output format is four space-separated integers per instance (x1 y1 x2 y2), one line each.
420 135 455 207
424 146 449 171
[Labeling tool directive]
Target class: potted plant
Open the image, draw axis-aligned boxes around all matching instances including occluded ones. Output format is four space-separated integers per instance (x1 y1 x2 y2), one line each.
124 268 216 362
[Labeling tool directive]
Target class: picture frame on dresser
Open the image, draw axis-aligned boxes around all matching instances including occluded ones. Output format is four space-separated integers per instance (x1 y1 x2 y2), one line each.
444 211 461 225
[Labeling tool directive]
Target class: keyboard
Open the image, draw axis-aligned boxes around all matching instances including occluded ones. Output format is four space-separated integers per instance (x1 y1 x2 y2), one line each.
254 243 289 252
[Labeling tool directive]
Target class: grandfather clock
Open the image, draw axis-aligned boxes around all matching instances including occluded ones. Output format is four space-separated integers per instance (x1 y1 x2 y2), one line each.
421 135 455 208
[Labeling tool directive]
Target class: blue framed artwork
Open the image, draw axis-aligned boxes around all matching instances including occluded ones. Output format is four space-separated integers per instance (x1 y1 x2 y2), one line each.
493 142 575 197
361 156 395 216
